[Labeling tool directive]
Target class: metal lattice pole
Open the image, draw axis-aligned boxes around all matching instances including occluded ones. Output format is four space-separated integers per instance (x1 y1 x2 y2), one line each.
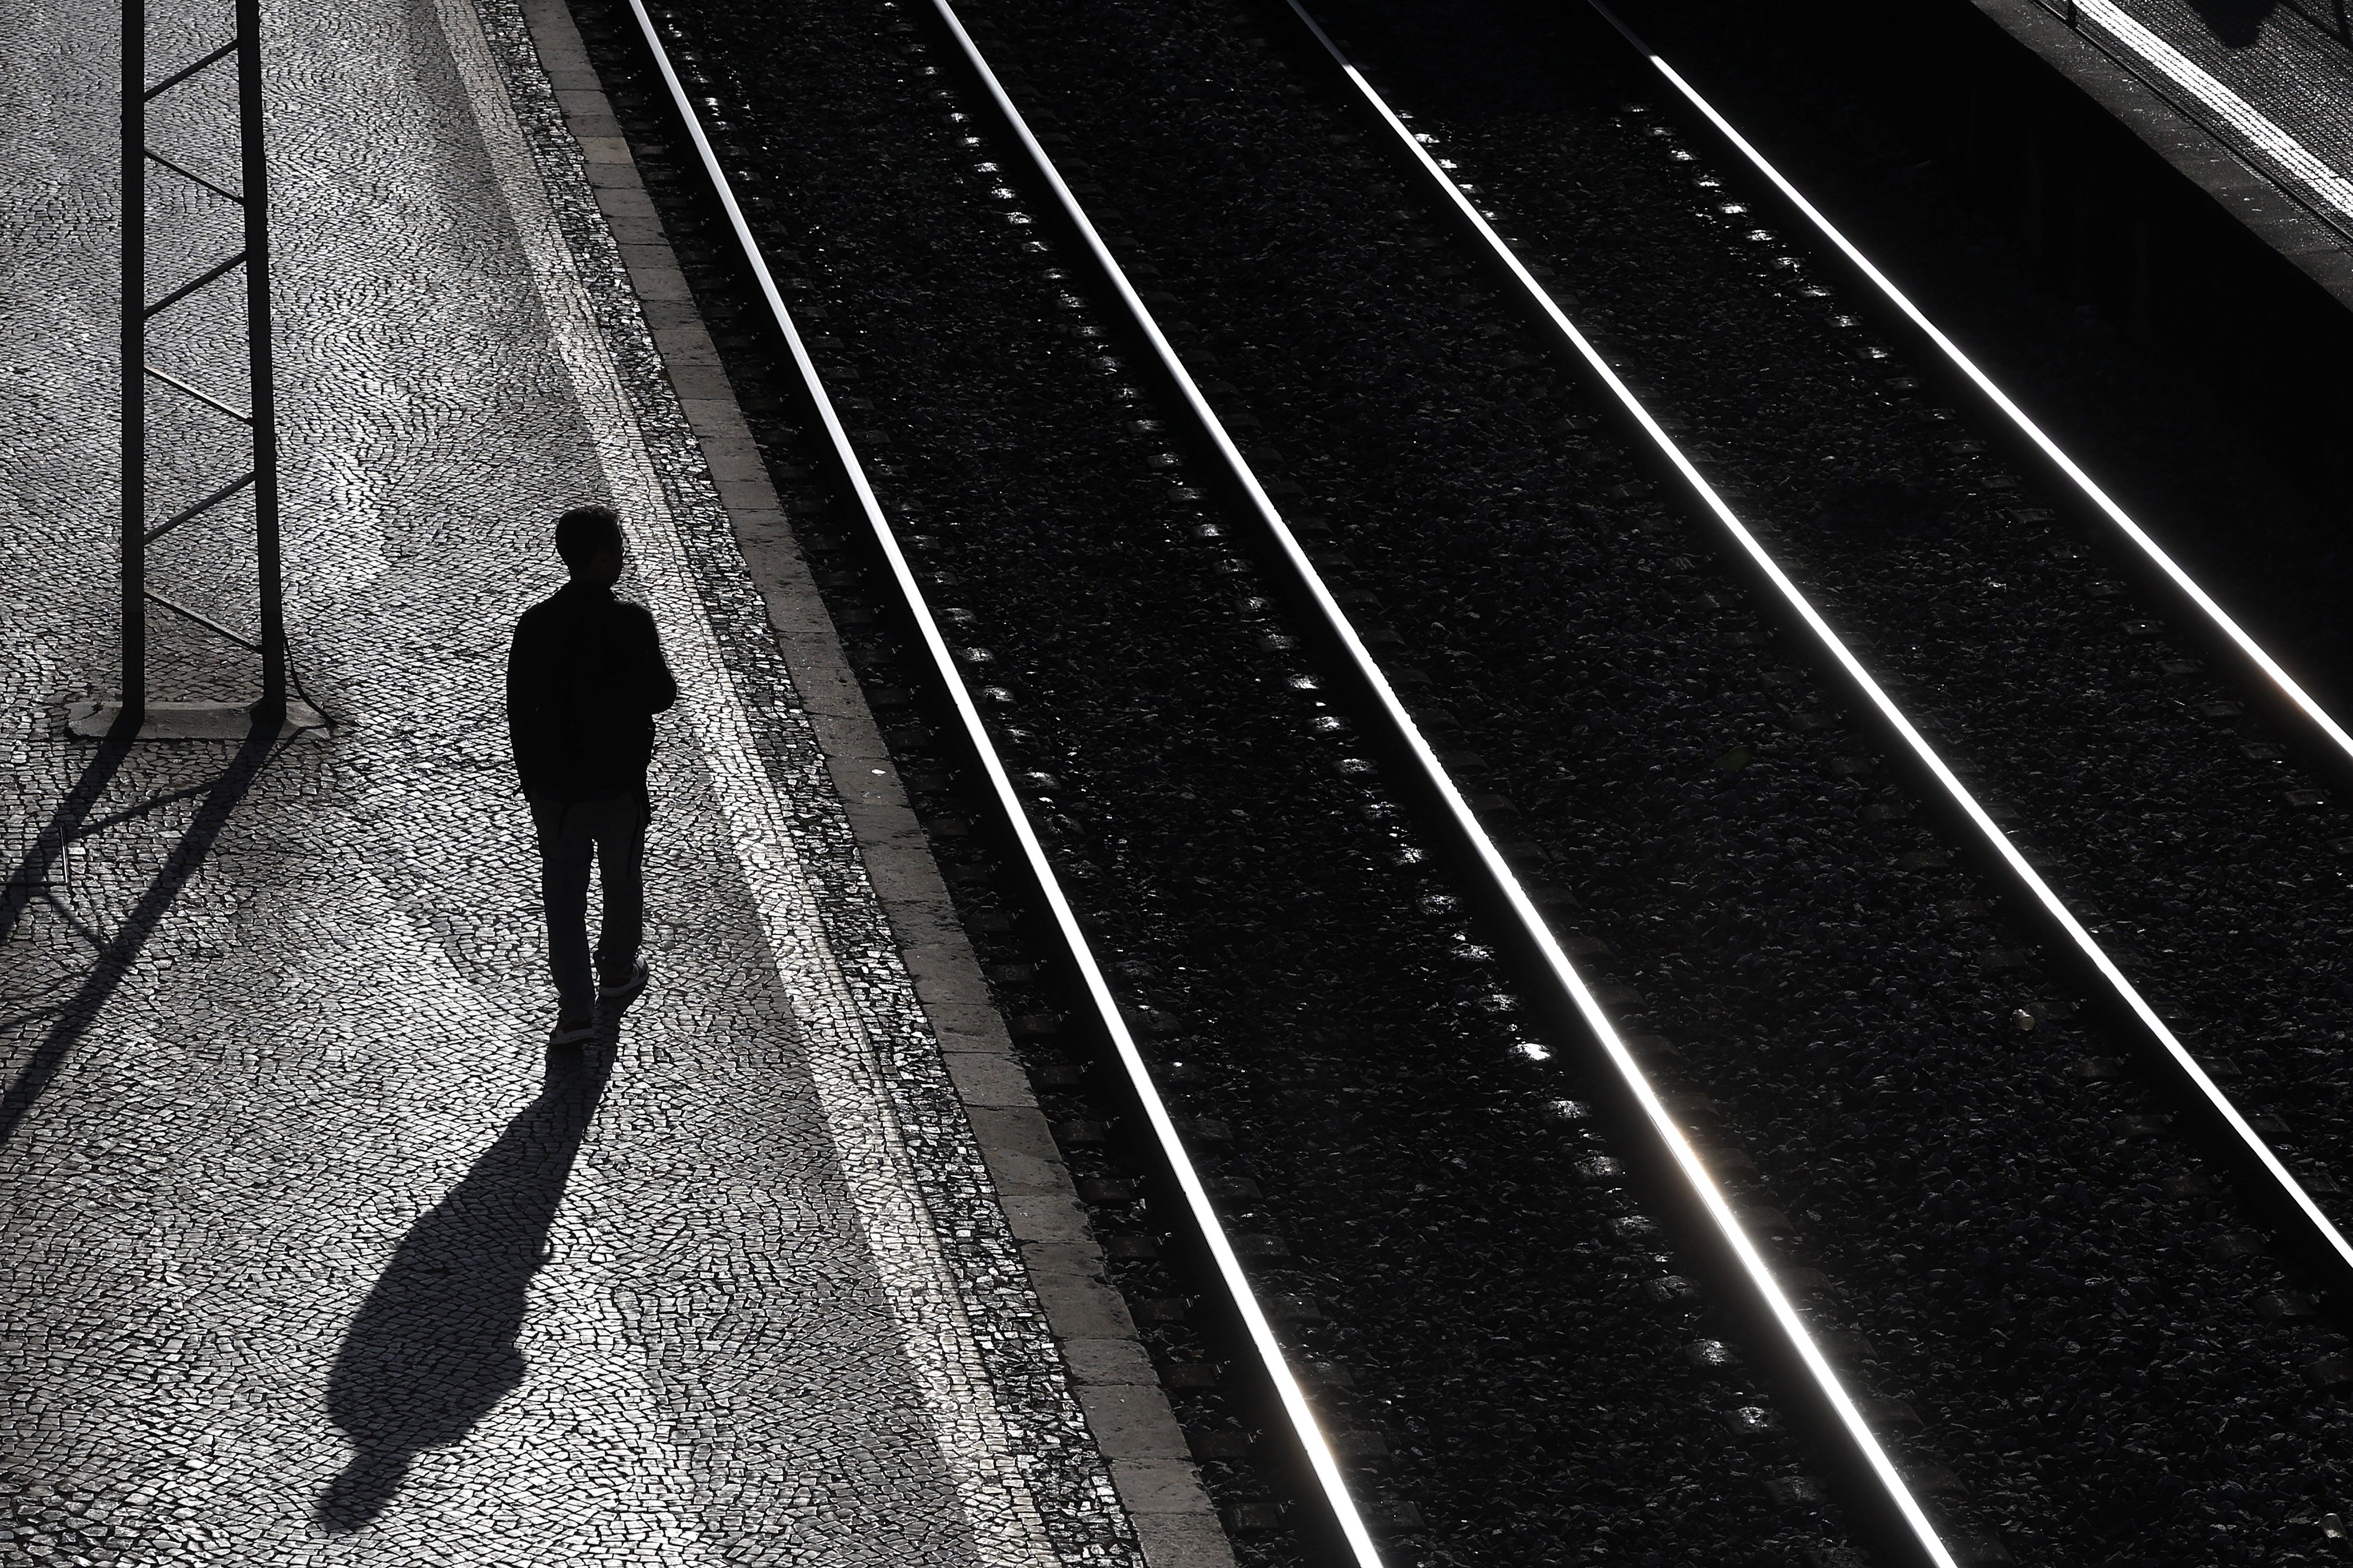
237 0 284 722
101 0 290 739
121 0 147 729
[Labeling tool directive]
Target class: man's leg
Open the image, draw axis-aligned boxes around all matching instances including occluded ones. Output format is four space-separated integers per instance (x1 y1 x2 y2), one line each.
590 794 646 986
530 797 597 1023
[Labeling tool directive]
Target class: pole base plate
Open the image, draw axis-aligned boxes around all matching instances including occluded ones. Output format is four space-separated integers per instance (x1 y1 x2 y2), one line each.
66 698 327 741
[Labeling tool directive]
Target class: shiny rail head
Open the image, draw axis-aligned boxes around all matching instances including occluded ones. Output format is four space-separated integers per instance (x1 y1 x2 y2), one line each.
914 11 1397 1560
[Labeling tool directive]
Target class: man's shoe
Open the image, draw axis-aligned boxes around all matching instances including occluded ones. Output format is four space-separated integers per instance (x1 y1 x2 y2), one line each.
598 958 650 1005
548 1015 598 1048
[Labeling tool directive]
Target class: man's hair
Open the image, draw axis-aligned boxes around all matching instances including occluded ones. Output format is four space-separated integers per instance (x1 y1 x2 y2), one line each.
554 505 624 571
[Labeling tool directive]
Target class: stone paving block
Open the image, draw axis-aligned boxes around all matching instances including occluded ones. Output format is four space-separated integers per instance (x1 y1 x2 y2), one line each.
600 211 671 245
583 159 644 191
902 943 997 1005
1059 1336 1157 1387
1025 1237 1114 1276
1131 1512 1241 1568
1110 1458 1219 1517
967 1105 1063 1168
625 266 695 304
683 394 765 432
1001 1194 1097 1247
621 241 691 274
712 475 786 515
701 445 772 487
639 298 706 332
564 108 625 139
926 997 1012 1047
592 185 656 219
648 323 726 365
1026 1269 1141 1340
1076 1385 1190 1462
553 86 613 117
942 1052 1035 1112
661 360 741 401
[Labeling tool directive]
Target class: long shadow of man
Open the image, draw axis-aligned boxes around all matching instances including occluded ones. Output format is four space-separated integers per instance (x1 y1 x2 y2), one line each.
314 1039 618 1531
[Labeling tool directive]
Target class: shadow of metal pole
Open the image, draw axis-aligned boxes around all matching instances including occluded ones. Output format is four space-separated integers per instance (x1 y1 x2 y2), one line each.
0 721 292 1149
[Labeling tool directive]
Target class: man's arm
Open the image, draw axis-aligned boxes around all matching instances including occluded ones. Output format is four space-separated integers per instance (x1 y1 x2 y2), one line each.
631 605 679 715
506 615 549 779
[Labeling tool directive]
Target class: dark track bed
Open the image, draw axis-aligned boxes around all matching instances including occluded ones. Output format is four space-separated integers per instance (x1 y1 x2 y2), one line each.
572 0 2353 1560
942 0 2353 1556
569 2 1864 1564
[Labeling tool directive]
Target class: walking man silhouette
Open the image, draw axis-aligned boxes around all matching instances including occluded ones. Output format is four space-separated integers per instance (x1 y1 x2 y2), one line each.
506 505 678 1047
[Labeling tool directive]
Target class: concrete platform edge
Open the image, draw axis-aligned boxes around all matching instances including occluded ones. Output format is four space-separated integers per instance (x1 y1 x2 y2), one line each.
1961 0 2353 312
511 3 1235 1561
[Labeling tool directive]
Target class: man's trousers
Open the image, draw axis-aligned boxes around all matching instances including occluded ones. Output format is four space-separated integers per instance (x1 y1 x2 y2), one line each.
528 792 646 1022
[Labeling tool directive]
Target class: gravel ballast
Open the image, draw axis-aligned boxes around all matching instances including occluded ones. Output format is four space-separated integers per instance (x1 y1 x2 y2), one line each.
571 0 2353 1561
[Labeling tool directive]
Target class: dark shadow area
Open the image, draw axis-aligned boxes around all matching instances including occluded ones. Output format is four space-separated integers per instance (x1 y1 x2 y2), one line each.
0 723 289 1148
2188 0 2282 46
0 730 135 950
314 1036 617 1532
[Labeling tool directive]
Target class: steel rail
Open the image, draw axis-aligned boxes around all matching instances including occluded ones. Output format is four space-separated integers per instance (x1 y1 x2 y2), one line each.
932 4 1950 1564
1584 0 2353 770
616 4 1382 1561
1287 0 2353 1325
2028 0 2353 245
1581 0 2353 1273
921 6 1382 1556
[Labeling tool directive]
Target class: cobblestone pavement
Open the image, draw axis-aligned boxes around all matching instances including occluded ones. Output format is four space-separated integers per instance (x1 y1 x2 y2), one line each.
0 0 1139 1561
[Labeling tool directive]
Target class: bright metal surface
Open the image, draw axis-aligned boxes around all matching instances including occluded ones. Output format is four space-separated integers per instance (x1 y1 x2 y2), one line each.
1582 0 2353 1285
1285 0 2353 1467
144 363 251 423
144 587 263 652
1284 4 1969 1564
621 4 1384 1560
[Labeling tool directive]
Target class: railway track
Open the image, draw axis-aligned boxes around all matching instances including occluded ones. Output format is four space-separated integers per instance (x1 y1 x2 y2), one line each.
579 4 1892 1564
1280 0 2353 1324
566 0 2353 1562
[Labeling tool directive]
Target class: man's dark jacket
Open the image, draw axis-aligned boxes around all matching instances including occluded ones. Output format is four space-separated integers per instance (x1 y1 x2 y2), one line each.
506 581 679 802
